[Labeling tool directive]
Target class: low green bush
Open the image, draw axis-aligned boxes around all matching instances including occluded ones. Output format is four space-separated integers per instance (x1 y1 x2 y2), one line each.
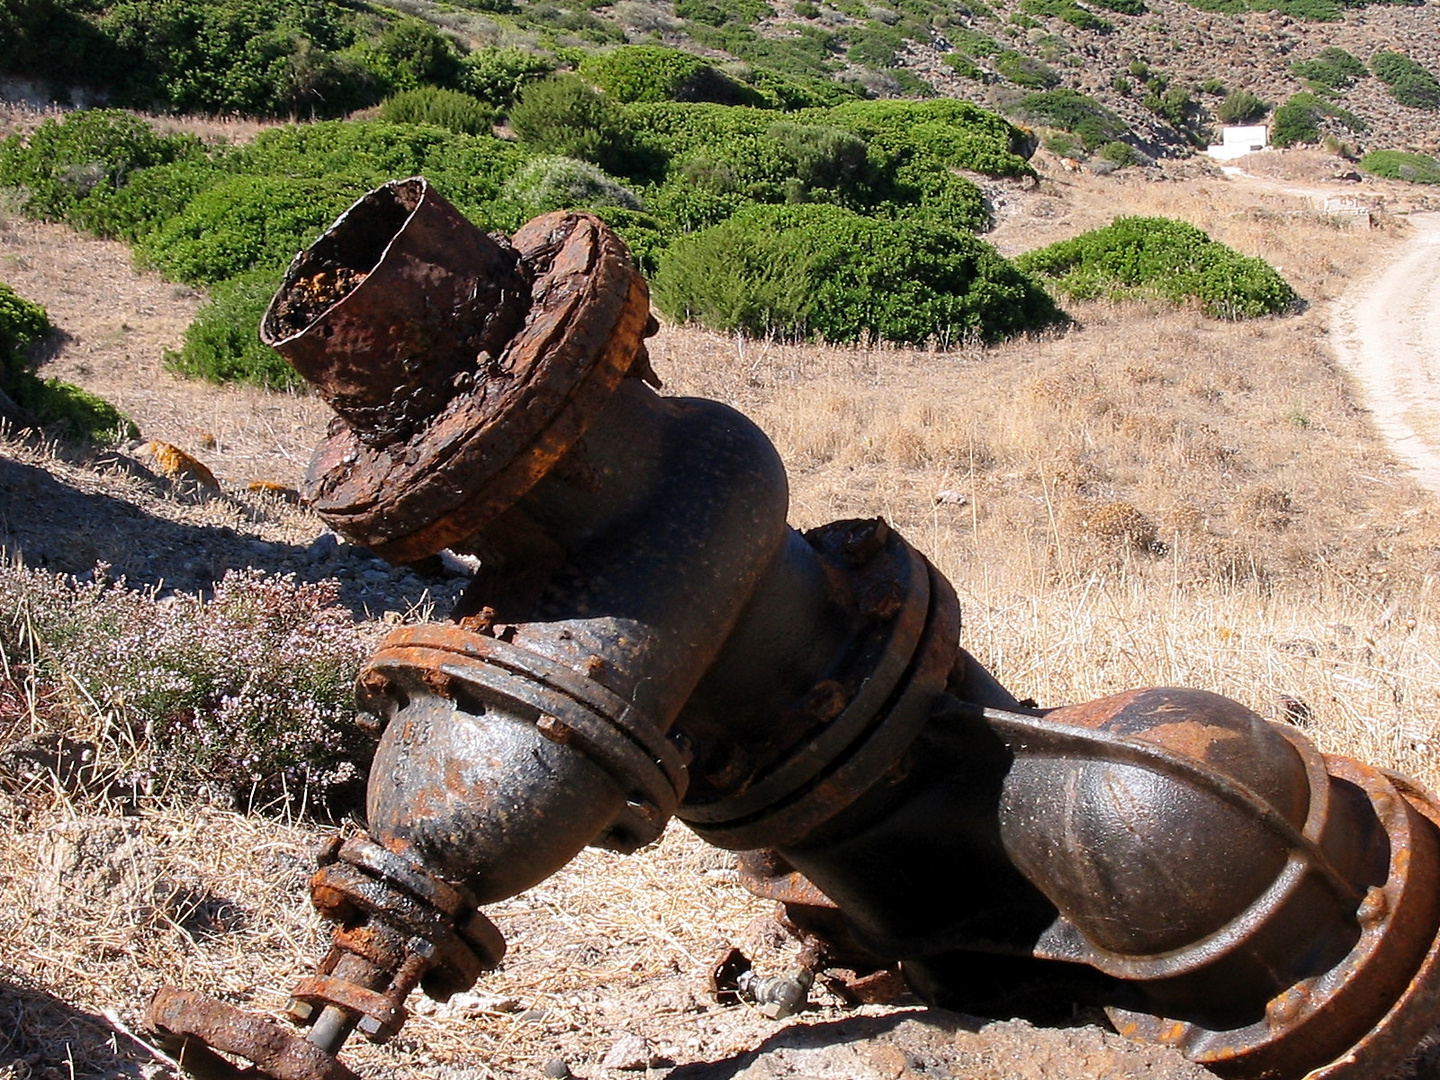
1271 92 1366 147
1371 51 1440 110
504 155 644 212
0 281 135 441
825 98 1037 179
1097 140 1137 166
509 74 654 179
1016 216 1296 318
579 45 761 104
1289 47 1366 94
0 282 52 383
846 24 908 69
98 0 377 116
1019 0 1111 32
1359 150 1440 184
461 48 557 108
0 111 201 223
946 28 1003 56
363 18 464 93
163 269 299 389
943 53 987 80
653 203 1066 344
1087 0 1144 14
72 159 223 242
996 51 1061 89
10 377 139 442
1216 89 1267 124
378 87 497 135
1016 89 1126 150
135 174 361 286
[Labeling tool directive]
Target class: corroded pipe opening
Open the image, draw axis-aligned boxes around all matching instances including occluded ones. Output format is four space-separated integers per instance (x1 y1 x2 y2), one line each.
264 181 655 563
262 178 531 449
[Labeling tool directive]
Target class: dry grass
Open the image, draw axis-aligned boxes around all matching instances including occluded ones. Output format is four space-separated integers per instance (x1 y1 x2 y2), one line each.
4 153 1440 1079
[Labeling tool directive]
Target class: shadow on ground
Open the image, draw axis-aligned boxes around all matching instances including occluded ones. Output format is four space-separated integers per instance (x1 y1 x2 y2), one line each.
0 974 160 1079
0 453 467 618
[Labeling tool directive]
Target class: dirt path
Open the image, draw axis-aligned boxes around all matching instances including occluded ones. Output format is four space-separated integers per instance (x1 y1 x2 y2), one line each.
1329 211 1440 493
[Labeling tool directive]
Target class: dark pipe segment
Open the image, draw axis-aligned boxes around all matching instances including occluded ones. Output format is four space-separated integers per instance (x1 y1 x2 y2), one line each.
144 180 1440 1080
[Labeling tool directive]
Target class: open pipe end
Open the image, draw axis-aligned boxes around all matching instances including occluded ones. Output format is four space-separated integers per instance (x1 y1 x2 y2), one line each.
268 181 655 563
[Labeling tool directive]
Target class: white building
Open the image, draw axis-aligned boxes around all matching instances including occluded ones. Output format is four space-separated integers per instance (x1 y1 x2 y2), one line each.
1206 125 1270 161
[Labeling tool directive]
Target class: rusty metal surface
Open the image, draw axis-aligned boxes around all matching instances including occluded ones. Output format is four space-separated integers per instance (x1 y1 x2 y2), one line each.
262 178 530 449
680 519 933 827
290 207 653 563
153 178 1440 1080
146 987 361 1080
1107 757 1440 1079
992 691 1363 975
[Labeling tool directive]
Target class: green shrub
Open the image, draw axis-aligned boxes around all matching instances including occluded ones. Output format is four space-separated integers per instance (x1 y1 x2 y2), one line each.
379 87 497 135
1359 150 1440 185
653 203 1066 344
1016 89 1126 150
846 23 908 68
1371 51 1440 110
10 377 139 442
1017 0 1111 31
1044 131 1084 158
1289 47 1366 94
825 98 1037 179
996 51 1061 88
163 269 300 389
504 155 644 212
97 0 376 116
461 48 557 108
580 45 761 104
1216 89 1267 124
944 53 987 80
1271 91 1366 147
1087 0 1144 13
509 75 647 178
72 159 223 242
1016 216 1296 318
0 281 53 388
1097 140 1136 167
946 28 1003 56
0 281 134 441
1271 97 1321 147
364 18 464 92
0 111 201 223
135 174 360 286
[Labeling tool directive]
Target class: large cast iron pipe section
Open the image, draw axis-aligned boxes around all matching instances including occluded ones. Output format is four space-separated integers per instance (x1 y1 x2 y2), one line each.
145 179 1440 1080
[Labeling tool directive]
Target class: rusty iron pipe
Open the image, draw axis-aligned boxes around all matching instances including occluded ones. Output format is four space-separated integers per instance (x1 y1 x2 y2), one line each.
147 180 1440 1080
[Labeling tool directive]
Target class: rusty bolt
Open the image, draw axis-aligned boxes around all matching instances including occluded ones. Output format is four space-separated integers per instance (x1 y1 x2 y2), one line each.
858 578 905 622
286 997 316 1023
536 714 574 744
803 680 850 723
1357 885 1389 929
835 519 890 567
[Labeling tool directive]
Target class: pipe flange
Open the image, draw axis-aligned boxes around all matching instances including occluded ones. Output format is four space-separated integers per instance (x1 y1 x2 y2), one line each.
683 527 960 850
359 625 688 853
679 518 931 828
309 847 505 1001
145 987 360 1080
267 186 654 564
